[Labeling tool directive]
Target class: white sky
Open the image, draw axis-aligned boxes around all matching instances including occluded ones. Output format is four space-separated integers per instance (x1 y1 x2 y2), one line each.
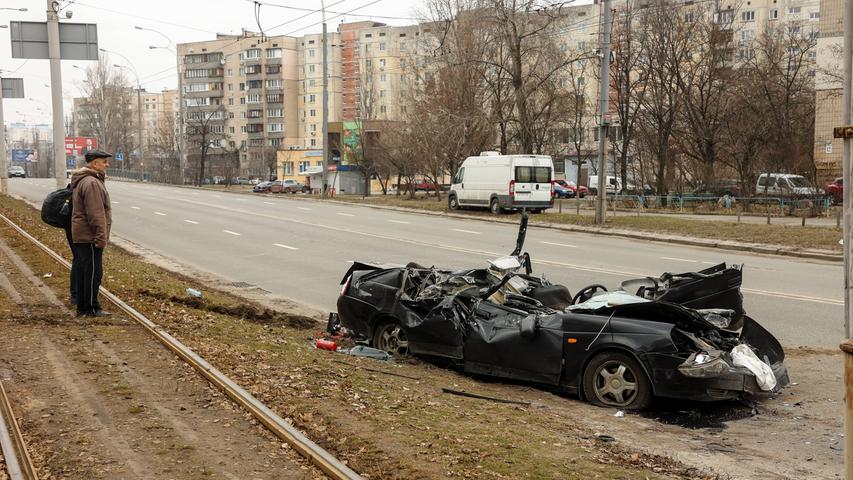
1 0 423 125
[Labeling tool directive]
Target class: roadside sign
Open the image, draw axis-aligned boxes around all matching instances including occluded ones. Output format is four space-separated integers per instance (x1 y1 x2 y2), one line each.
0 78 24 99
115 153 124 162
11 149 30 162
64 136 98 156
10 21 99 60
834 126 853 139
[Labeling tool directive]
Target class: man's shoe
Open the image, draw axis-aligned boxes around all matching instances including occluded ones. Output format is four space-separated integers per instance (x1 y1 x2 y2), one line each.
70 296 77 306
91 310 112 317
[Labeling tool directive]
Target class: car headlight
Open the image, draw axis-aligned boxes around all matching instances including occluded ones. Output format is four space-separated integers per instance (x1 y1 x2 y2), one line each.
678 351 730 378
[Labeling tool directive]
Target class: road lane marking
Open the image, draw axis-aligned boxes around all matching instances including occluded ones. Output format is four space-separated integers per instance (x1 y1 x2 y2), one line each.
112 201 120 205
388 220 410 224
222 230 241 236
263 201 275 205
212 195 221 198
337 212 354 217
701 261 717 265
154 212 166 216
161 196 843 307
184 220 199 225
273 243 299 250
452 228 480 235
192 192 200 195
541 241 578 248
131 206 141 210
661 256 698 263
297 207 311 211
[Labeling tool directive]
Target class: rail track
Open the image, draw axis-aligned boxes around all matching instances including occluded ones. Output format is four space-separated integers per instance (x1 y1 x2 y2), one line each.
0 378 38 480
0 212 362 480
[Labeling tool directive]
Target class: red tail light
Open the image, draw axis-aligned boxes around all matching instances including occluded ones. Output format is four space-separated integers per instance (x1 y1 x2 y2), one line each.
509 180 516 198
550 180 556 198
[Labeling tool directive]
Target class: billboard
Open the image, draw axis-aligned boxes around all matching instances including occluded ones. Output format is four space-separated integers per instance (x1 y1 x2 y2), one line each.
64 136 98 156
11 149 37 163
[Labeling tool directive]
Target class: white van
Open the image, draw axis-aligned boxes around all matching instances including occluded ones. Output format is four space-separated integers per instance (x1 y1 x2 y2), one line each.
588 175 619 195
755 173 823 197
448 153 554 214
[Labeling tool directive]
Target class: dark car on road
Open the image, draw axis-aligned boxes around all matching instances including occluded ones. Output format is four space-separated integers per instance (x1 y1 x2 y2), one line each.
253 181 274 193
334 214 788 410
9 166 26 178
692 179 741 197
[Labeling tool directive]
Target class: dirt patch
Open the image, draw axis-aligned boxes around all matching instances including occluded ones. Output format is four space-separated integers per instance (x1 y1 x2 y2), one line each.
137 288 318 329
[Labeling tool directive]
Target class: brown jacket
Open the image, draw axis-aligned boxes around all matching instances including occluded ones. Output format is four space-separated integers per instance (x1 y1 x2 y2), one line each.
71 168 112 248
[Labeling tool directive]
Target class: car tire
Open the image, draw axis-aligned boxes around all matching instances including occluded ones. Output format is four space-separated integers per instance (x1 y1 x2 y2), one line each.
582 352 652 410
448 195 460 210
490 198 502 215
372 319 409 355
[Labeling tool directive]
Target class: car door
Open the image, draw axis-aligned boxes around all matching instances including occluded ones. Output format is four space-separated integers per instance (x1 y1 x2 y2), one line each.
452 166 467 204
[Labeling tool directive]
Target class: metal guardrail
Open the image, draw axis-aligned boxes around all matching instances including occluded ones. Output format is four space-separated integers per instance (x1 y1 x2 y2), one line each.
0 212 362 480
596 193 832 214
105 169 151 182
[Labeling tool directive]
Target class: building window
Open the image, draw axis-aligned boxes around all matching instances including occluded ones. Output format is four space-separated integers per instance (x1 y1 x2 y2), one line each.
269 138 282 147
247 94 261 103
267 65 281 74
365 59 372 68
268 108 283 117
364 44 371 53
298 161 311 173
809 11 820 20
268 123 283 132
229 126 235 134
241 126 247 133
400 105 407 114
740 30 754 42
247 79 262 89
309 64 316 73
267 94 283 103
380 105 387 114
248 109 262 118
788 6 801 14
380 73 387 82
310 109 316 116
266 48 282 58
284 162 293 175
309 79 316 87
379 58 386 68
246 48 261 59
308 49 315 58
379 32 385 37
310 139 317 147
379 42 386 51
365 33 372 38
380 90 386 98
769 9 778 19
309 94 316 102
227 98 234 105
310 123 317 132
227 68 233 76
741 10 754 21
266 79 282 88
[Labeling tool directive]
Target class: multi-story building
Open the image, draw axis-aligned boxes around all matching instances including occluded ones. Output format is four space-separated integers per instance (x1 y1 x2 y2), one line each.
813 0 842 182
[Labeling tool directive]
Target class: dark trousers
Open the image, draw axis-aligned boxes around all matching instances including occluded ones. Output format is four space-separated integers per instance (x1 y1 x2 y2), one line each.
75 243 103 314
64 227 79 301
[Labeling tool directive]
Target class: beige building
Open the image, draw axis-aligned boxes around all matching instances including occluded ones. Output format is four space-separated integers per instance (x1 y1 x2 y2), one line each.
813 0 842 182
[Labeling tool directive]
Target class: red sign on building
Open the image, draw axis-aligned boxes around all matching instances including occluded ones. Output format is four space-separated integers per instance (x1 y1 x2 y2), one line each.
64 137 98 156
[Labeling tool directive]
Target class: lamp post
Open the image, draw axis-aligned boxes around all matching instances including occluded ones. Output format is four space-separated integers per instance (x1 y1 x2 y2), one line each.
101 48 144 175
320 0 329 197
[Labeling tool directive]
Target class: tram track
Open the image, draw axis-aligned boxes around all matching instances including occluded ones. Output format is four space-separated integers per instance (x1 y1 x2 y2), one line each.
0 378 37 480
0 212 361 480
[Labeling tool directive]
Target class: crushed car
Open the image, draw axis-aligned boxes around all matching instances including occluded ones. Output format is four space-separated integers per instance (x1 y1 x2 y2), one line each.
333 213 789 410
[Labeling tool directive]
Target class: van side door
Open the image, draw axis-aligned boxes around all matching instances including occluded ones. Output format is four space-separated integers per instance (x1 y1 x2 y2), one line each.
452 167 467 204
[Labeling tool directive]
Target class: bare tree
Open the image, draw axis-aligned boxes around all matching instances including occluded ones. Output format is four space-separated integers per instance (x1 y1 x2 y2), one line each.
185 105 226 186
148 112 179 183
79 56 134 165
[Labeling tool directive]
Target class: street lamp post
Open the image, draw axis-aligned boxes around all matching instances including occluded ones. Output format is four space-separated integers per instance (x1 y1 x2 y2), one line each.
137 26 185 184
101 48 144 176
320 0 329 198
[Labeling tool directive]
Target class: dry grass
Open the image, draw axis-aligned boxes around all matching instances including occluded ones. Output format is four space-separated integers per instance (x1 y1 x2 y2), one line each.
328 194 842 252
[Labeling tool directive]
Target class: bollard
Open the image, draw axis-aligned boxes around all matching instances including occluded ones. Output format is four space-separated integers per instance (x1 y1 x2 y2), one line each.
802 216 806 227
839 209 843 229
559 198 563 214
841 341 853 478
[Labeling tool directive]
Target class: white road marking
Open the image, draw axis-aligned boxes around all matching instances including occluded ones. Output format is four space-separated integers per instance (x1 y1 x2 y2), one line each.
701 261 717 265
661 256 698 263
222 230 241 236
297 207 312 211
452 228 481 235
541 241 578 248
154 212 166 216
388 220 410 224
236 198 246 202
112 201 120 205
273 243 299 250
263 201 275 205
184 220 199 225
212 195 221 198
337 212 355 217
192 192 200 195
131 206 141 210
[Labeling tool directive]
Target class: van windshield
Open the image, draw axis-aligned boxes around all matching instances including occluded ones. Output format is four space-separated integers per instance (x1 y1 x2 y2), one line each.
515 166 551 183
787 176 808 188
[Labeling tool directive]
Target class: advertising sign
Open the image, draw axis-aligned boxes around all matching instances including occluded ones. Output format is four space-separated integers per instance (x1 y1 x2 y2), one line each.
11 149 32 163
64 136 98 156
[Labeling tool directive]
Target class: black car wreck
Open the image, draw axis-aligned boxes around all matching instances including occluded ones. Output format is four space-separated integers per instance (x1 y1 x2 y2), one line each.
334 214 789 410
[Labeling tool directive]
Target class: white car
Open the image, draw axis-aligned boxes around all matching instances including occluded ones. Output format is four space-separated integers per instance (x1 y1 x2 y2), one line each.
756 173 823 197
8 166 26 178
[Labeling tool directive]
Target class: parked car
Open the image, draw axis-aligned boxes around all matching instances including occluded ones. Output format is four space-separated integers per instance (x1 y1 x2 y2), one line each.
826 177 843 204
553 183 573 198
448 152 555 214
692 179 741 197
253 181 274 193
231 177 252 185
755 173 823 198
554 179 588 198
271 179 310 194
333 213 788 410
8 166 26 178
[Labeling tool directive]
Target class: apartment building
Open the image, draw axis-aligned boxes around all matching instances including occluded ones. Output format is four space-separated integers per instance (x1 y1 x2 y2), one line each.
813 0 842 182
297 31 342 150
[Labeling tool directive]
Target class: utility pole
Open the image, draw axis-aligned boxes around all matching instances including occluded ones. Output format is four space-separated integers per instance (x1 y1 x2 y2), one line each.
47 0 67 188
177 60 185 184
841 1 853 478
320 0 329 197
0 84 6 194
594 0 613 224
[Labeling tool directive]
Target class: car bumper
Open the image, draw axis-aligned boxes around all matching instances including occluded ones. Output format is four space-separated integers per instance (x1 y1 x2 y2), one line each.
644 353 790 401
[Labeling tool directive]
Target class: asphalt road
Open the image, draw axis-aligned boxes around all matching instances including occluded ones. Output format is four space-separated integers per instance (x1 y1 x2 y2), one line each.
9 178 843 348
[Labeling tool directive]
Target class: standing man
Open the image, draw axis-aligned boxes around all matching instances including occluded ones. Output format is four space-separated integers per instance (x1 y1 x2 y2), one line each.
71 149 113 317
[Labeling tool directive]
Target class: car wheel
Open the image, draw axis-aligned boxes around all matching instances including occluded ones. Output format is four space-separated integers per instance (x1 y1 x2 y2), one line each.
583 352 652 410
372 319 409 355
490 198 502 215
448 195 460 210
